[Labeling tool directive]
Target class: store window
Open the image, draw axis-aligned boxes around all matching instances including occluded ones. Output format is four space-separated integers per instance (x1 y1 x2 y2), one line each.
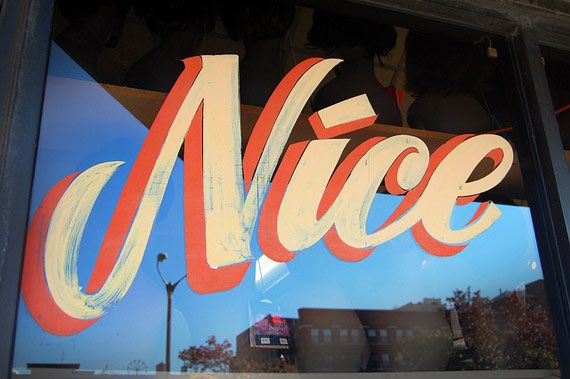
9 0 562 376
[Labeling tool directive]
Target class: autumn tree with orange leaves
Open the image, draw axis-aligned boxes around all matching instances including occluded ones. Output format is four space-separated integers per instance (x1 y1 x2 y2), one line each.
179 336 233 372
448 288 559 369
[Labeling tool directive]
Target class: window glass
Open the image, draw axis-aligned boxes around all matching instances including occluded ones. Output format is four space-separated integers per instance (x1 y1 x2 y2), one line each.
382 353 390 367
339 328 348 344
311 328 320 344
351 329 361 344
323 329 332 344
11 0 560 376
380 329 389 344
396 329 403 343
367 328 377 344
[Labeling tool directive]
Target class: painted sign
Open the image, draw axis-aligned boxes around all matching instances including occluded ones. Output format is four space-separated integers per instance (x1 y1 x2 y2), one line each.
250 314 291 349
21 55 513 336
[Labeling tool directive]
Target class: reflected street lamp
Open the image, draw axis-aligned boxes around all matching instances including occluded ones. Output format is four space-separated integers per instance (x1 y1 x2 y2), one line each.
156 253 187 372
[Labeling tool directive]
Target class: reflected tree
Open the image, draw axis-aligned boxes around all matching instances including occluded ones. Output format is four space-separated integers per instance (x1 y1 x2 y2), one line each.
448 288 503 369
449 287 559 369
178 336 298 373
178 286 558 373
398 328 453 370
179 336 233 372
497 293 558 368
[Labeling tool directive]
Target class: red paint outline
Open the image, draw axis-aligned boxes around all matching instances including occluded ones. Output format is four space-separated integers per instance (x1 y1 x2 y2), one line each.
21 173 98 335
86 57 203 293
258 142 310 263
184 102 252 294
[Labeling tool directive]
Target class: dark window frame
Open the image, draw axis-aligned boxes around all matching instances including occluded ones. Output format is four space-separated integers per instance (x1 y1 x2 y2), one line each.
1 0 569 377
0 0 55 378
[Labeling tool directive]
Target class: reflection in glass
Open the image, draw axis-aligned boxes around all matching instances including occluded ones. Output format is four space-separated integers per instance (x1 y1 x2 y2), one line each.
10 1 561 376
405 31 495 134
307 11 402 126
323 329 332 344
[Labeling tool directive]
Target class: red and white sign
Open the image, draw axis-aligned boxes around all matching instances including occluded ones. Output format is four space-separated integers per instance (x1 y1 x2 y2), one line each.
21 56 513 336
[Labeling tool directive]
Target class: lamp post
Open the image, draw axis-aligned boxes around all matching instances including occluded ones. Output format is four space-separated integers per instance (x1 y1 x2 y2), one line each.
156 253 187 372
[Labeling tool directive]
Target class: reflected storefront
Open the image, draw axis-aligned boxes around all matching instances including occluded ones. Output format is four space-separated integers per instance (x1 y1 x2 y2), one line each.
1 0 569 378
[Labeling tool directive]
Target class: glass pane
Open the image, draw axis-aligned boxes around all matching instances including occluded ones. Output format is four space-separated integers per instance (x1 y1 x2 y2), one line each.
12 0 560 377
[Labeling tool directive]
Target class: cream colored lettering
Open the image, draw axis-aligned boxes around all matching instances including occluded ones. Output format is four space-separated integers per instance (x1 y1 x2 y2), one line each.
23 55 514 335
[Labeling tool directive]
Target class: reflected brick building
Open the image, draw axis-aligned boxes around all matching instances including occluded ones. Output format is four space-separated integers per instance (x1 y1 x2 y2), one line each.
294 306 451 372
235 301 452 372
235 314 298 369
235 281 551 372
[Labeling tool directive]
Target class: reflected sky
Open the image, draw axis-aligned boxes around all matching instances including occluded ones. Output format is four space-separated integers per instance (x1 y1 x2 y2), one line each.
12 44 544 373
